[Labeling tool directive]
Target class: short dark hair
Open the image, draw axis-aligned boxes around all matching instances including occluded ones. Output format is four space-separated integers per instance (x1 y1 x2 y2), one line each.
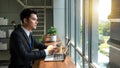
20 8 37 23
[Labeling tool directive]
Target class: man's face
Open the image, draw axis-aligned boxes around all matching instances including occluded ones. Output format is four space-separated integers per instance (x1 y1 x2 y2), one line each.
25 13 38 30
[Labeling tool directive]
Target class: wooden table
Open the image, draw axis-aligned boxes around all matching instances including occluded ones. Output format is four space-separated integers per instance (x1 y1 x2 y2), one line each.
33 38 75 68
32 55 75 68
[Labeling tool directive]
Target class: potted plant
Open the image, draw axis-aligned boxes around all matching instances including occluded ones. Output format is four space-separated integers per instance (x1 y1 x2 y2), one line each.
47 26 57 41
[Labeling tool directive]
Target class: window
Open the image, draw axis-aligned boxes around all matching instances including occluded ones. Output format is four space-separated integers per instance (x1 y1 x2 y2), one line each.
65 0 111 68
98 0 111 67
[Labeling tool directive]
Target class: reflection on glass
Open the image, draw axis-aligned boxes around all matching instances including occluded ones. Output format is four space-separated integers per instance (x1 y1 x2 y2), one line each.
76 52 83 68
71 45 75 62
84 61 89 68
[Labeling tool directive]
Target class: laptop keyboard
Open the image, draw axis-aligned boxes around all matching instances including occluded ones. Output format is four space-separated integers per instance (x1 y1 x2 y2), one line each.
45 53 65 61
54 54 65 60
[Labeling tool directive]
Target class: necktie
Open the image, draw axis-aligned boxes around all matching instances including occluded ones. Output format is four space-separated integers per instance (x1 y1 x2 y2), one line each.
29 34 32 52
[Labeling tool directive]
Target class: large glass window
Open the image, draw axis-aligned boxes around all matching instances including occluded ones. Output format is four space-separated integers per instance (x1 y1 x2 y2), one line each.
75 0 82 49
91 0 99 64
84 0 89 58
65 0 111 68
76 52 83 68
65 0 69 38
71 45 75 62
70 0 75 43
98 0 111 67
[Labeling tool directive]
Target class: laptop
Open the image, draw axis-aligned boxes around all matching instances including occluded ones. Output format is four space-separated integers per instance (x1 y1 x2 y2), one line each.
44 39 71 61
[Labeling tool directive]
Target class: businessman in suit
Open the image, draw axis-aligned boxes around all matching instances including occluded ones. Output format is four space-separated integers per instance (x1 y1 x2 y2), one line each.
8 9 56 68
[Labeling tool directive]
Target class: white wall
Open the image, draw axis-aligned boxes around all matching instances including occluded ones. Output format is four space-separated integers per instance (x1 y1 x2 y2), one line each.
53 0 65 44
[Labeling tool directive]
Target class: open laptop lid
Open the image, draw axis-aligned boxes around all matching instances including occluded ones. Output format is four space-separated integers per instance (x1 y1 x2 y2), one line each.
65 39 71 47
63 39 71 54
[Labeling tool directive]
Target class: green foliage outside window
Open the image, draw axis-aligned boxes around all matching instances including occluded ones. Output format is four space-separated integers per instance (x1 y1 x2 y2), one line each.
98 21 110 36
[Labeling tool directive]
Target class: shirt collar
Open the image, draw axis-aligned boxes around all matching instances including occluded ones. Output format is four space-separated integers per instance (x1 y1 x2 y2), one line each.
21 26 31 37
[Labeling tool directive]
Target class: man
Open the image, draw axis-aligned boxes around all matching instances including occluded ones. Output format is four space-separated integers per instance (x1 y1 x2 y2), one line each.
8 8 56 68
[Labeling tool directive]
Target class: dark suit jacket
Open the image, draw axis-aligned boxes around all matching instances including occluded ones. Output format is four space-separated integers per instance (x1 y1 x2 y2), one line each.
8 25 47 68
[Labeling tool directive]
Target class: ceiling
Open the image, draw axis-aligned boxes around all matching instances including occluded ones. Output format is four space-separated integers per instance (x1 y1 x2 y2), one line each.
17 0 53 8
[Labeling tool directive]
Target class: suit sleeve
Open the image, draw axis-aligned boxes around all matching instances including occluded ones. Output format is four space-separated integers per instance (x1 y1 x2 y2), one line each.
10 32 46 62
32 37 47 50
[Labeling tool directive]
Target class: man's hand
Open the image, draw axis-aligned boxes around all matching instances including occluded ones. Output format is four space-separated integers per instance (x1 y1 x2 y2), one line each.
46 45 57 55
